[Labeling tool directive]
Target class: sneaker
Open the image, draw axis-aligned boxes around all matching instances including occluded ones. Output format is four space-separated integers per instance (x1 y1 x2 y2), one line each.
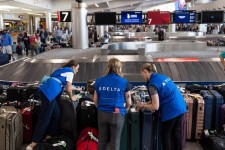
26 145 33 150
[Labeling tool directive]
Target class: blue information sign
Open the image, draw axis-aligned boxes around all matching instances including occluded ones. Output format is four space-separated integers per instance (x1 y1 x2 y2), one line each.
121 11 142 24
174 10 196 23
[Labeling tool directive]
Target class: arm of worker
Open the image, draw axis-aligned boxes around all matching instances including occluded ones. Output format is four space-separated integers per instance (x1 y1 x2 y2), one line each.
93 90 98 107
66 81 77 101
125 91 132 112
136 86 159 111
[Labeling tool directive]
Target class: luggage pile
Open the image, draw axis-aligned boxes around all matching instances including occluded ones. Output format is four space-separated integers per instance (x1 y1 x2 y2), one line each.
184 84 225 150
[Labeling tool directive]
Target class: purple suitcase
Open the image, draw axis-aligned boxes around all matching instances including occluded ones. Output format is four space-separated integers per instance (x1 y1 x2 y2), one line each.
221 104 225 129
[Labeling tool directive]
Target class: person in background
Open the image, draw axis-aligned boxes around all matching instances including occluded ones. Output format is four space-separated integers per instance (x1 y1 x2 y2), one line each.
1 29 13 61
26 60 80 150
220 51 225 70
56 27 62 44
136 63 187 150
30 33 38 56
23 32 31 56
93 58 132 150
17 32 24 52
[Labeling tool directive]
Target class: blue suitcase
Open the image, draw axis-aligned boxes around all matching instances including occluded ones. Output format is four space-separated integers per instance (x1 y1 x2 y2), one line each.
200 90 224 129
209 90 224 129
200 90 214 129
0 52 9 66
141 110 160 150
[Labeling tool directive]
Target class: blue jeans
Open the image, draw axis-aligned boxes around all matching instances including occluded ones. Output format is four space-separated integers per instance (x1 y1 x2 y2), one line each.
32 91 61 143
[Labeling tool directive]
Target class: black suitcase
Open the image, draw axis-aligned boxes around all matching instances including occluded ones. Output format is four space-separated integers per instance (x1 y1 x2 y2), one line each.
77 97 98 132
57 97 79 139
201 130 225 150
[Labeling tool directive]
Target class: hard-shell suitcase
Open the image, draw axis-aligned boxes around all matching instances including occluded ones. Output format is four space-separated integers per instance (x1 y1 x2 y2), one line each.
0 106 23 150
201 90 214 129
209 90 224 129
184 94 193 140
57 97 79 139
221 104 225 128
201 90 224 130
184 94 204 140
77 97 98 132
191 94 204 140
0 51 9 66
120 111 141 150
141 110 161 150
22 107 33 143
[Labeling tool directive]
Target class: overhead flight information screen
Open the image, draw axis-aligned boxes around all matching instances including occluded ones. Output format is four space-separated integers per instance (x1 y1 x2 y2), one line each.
174 10 196 23
121 11 142 24
201 11 224 23
95 12 117 25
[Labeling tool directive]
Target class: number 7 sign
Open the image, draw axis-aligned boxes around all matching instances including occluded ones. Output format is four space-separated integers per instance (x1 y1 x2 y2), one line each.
59 11 71 22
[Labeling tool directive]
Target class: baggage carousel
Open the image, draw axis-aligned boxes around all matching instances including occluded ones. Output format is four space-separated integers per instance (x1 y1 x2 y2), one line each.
0 41 224 83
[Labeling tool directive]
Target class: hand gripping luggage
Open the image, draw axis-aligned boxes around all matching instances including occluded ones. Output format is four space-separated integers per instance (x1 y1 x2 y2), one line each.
57 97 79 139
76 127 98 150
0 106 23 150
77 97 98 132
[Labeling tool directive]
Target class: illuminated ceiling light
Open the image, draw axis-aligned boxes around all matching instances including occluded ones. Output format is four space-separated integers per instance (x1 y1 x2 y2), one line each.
0 9 10 11
21 8 32 11
27 13 42 16
0 5 18 9
95 3 99 7
107 2 109 5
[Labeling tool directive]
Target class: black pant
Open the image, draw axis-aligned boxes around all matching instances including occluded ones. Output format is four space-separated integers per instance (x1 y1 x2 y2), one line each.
161 114 183 150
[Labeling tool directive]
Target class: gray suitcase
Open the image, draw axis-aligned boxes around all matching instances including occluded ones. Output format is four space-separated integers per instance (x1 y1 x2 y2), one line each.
0 106 23 150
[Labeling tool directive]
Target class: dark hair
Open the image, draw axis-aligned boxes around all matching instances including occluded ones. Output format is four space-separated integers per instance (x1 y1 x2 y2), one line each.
62 60 79 68
141 63 157 73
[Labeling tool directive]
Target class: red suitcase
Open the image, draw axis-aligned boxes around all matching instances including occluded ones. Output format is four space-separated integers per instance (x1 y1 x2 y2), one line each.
22 107 33 143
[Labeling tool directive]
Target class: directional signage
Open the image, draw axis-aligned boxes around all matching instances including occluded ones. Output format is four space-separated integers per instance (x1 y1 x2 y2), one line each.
147 11 170 25
58 11 71 22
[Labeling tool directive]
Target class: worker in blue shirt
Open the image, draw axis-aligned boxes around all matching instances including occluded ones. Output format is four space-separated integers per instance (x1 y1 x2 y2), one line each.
93 58 132 150
136 63 187 150
26 60 80 150
220 51 225 70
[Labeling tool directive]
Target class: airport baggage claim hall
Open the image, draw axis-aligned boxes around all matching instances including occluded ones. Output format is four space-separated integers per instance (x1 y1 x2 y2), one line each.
0 0 225 150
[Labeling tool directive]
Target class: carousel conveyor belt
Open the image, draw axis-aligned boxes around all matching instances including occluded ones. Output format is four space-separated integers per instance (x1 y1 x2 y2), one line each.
0 58 225 83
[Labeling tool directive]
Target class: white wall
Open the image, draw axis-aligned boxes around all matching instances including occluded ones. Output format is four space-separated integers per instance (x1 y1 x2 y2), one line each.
188 0 225 11
51 0 74 12
14 0 53 10
145 3 175 12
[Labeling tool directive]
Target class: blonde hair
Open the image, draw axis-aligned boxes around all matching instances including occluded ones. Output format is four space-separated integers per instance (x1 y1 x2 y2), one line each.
106 58 123 77
141 63 157 73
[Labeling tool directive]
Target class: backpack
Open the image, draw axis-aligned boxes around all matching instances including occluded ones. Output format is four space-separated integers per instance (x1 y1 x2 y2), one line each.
76 127 98 150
